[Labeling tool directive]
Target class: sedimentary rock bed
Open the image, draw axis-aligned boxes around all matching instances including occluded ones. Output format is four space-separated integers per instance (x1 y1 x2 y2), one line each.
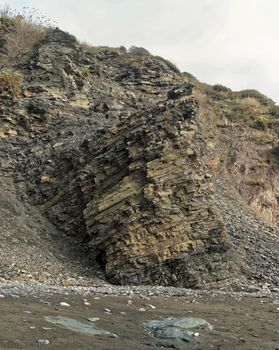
47 88 237 287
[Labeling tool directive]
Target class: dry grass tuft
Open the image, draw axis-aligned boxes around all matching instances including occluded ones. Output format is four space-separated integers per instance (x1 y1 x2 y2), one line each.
0 70 21 99
0 3 10 17
246 178 266 187
0 4 53 66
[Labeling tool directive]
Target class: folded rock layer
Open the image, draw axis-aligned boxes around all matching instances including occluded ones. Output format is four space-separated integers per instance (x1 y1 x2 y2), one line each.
47 88 236 287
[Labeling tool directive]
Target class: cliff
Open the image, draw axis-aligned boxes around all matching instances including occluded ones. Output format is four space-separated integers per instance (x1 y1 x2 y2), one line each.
0 26 278 290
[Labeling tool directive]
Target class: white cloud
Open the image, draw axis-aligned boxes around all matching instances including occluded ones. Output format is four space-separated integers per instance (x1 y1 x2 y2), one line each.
6 0 279 102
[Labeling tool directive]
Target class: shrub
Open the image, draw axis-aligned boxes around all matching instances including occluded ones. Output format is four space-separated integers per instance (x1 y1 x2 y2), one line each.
269 105 279 116
119 46 127 53
212 84 232 93
267 117 279 127
252 132 274 145
81 66 90 78
128 46 150 56
237 89 272 106
0 70 21 99
253 115 270 130
239 97 263 115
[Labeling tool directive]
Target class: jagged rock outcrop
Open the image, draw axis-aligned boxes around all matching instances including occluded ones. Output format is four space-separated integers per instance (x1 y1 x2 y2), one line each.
46 87 238 287
0 28 185 203
0 26 277 289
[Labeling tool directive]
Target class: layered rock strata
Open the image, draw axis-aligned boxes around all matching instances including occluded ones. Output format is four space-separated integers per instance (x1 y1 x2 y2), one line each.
0 27 277 289
46 88 237 287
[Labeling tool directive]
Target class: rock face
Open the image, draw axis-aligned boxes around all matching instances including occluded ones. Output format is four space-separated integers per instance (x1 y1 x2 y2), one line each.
0 26 278 289
46 88 235 287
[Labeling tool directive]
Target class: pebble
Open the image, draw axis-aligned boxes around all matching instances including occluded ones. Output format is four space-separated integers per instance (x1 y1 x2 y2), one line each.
120 311 127 315
193 332 199 337
88 317 100 322
0 294 5 298
0 281 277 301
139 307 146 312
37 339 50 345
146 304 156 309
104 308 111 313
60 302 71 307
84 301 91 306
29 326 36 329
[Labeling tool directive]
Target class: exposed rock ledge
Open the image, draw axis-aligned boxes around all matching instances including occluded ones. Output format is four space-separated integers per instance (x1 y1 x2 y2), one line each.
46 87 240 287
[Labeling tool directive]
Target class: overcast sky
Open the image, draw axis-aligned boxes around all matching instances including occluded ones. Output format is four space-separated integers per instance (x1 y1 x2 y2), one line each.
6 0 279 103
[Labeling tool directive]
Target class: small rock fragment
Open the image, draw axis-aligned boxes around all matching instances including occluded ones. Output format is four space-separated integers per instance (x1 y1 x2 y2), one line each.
45 316 117 338
139 308 146 312
40 175 50 183
60 302 70 307
88 317 100 322
143 317 213 348
37 339 50 345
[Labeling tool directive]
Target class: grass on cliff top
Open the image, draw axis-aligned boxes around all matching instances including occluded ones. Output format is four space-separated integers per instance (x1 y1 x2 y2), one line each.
0 4 53 66
205 83 279 133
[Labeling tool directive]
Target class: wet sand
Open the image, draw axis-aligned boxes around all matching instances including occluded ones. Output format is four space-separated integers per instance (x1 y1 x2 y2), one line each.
0 290 278 350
